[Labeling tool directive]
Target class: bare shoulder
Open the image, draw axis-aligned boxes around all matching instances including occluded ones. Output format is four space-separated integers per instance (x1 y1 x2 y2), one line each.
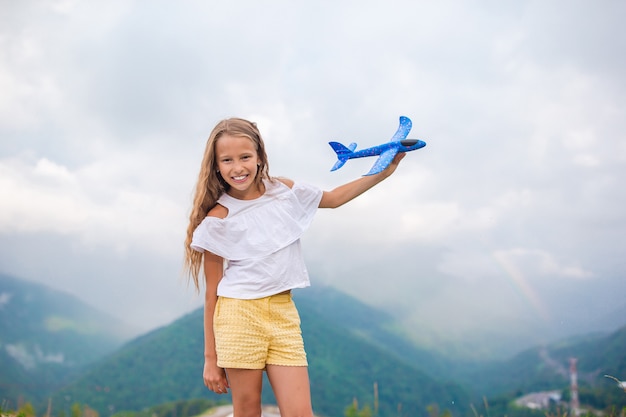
276 177 294 189
207 203 228 219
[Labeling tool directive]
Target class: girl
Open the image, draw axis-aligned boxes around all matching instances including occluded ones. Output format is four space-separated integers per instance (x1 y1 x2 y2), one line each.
184 118 404 417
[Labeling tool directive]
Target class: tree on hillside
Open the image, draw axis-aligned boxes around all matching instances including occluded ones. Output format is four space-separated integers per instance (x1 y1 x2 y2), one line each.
17 403 35 417
345 399 372 417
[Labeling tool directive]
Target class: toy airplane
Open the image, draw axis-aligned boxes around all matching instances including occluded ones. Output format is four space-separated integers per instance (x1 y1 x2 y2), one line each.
329 116 426 176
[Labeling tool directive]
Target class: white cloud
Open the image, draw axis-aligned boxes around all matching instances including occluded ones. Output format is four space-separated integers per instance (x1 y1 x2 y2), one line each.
5 344 36 369
0 156 86 234
0 292 12 308
0 0 625 354
493 248 593 280
5 343 65 370
0 153 186 257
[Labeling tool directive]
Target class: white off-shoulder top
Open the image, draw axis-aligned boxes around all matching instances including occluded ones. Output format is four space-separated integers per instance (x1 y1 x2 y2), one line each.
190 179 323 299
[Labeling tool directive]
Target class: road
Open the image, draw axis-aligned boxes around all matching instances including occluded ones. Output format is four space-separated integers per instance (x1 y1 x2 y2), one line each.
199 404 282 417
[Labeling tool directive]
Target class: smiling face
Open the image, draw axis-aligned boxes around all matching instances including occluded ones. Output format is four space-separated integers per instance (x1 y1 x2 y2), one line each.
215 133 262 200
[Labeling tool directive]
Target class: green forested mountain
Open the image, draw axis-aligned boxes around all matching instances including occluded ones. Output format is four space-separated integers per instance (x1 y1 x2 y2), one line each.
298 288 624 404
3 275 625 417
51 286 471 417
0 273 137 408
448 325 626 410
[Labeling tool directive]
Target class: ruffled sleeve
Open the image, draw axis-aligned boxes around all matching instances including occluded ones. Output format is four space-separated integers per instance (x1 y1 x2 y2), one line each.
190 180 322 260
292 181 323 218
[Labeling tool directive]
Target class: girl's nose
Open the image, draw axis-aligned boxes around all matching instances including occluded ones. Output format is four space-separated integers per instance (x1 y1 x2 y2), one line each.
233 162 244 173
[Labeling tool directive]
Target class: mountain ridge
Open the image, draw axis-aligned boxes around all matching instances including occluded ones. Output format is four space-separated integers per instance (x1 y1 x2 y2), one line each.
50 295 471 417
2 274 624 417
0 273 139 407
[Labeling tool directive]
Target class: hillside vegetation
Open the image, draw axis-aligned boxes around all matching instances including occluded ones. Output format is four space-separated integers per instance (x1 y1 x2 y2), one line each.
0 273 137 407
51 289 471 417
2 275 625 417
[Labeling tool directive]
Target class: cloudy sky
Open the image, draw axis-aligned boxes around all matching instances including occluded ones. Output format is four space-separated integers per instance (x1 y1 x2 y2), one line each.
1 0 625 357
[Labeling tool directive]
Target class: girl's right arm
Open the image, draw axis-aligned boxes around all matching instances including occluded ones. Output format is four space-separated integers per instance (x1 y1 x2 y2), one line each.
319 153 405 208
202 250 230 394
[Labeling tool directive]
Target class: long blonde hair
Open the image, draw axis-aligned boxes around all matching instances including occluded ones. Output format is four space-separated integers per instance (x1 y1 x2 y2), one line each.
184 118 271 290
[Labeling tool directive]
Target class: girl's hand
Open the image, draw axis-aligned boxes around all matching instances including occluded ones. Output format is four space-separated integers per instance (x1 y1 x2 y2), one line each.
203 360 230 394
381 152 406 178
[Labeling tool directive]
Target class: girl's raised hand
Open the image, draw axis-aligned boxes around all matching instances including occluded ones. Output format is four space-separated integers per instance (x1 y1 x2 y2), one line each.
380 152 406 178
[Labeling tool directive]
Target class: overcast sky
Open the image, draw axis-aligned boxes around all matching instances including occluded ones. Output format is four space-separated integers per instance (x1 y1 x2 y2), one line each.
1 0 625 357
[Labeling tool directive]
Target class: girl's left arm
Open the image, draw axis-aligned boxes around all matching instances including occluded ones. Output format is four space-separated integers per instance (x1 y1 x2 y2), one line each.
319 153 405 209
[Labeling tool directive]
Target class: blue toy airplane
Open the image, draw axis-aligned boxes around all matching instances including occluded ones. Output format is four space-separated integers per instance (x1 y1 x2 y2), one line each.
329 116 426 176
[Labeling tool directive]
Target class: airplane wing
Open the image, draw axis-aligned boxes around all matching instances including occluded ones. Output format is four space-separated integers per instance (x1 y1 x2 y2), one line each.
389 116 412 142
365 147 399 176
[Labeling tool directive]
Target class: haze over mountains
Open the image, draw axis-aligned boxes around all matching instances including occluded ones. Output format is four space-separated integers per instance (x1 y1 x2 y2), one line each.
2 273 625 417
0 274 136 406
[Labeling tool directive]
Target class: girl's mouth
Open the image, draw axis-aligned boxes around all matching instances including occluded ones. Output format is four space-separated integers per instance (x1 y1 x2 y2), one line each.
232 175 248 182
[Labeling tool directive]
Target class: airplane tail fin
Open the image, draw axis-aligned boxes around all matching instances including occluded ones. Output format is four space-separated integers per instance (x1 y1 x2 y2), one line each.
329 142 357 171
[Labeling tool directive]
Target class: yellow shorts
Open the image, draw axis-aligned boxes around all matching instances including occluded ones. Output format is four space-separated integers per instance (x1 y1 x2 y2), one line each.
214 292 307 369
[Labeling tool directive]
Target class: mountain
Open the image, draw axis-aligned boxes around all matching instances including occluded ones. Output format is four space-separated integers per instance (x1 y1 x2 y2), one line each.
51 286 471 417
446 325 626 406
3 274 625 417
0 273 138 408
